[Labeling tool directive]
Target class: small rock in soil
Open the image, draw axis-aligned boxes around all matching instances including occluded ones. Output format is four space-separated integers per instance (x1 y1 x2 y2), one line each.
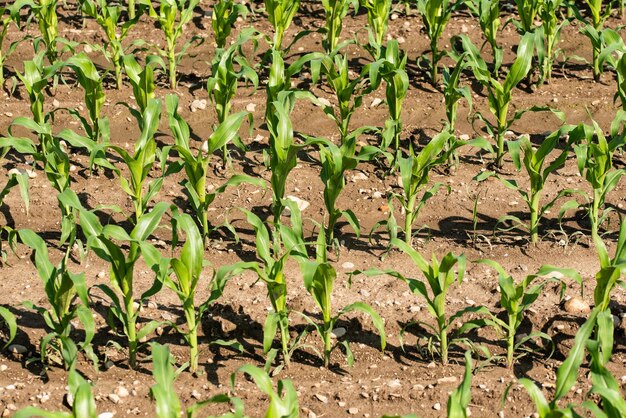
190 99 207 112
246 103 256 112
98 413 115 418
437 376 458 384
286 195 310 212
433 403 441 411
563 297 590 314
371 98 383 108
317 97 331 107
341 261 355 269
0 365 7 371
314 394 328 403
108 393 121 404
115 386 129 398
387 379 401 388
348 407 359 414
331 327 346 338
350 172 368 182
8 344 27 355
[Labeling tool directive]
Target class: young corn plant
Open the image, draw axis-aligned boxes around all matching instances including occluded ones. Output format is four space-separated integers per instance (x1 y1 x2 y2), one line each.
361 0 391 59
109 98 165 223
150 343 246 418
211 0 248 49
571 119 625 241
392 130 453 245
13 0 60 67
321 0 358 53
165 211 236 373
206 29 259 166
299 258 386 367
572 0 616 81
0 168 29 263
14 366 98 418
64 191 170 369
441 57 473 168
469 260 580 368
453 33 558 168
592 214 626 313
415 0 454 84
142 0 202 89
536 0 568 84
616 54 626 111
354 238 474 365
18 229 95 369
0 6 22 87
264 0 301 52
308 49 377 148
465 0 502 77
14 51 59 127
476 128 571 244
0 304 16 350
231 364 298 417
515 307 600 417
513 0 542 34
369 40 409 169
166 94 263 243
58 53 113 172
584 336 626 416
223 203 305 369
80 0 143 89
122 54 161 129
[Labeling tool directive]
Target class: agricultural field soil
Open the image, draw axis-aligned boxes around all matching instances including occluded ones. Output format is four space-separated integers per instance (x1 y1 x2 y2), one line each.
0 1 625 417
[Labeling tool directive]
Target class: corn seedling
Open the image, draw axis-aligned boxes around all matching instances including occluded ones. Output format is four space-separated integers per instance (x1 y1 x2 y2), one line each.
80 0 143 89
321 0 358 53
64 191 170 369
166 210 237 373
469 260 579 368
166 94 263 243
571 117 625 241
513 0 541 34
465 0 502 77
393 130 452 245
58 53 114 172
415 0 455 84
231 364 298 417
142 0 202 89
369 40 409 168
476 127 572 244
14 0 59 66
122 54 162 129
571 0 616 81
446 351 474 418
109 98 166 223
207 29 259 166
592 215 626 312
211 0 248 50
18 229 95 369
515 307 599 417
300 258 386 367
354 238 475 365
150 343 246 418
0 169 29 261
536 0 568 84
0 6 23 87
14 51 59 127
453 33 560 169
0 305 16 350
361 0 391 59
14 366 98 418
584 336 626 416
441 56 473 168
308 49 377 148
223 202 306 369
264 0 301 52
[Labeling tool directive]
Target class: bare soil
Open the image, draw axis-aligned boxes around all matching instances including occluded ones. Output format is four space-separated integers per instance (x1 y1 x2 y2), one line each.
0 1 625 417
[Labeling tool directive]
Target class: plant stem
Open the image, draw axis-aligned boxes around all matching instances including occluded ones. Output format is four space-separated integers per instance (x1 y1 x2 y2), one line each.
184 300 198 373
506 326 515 369
128 0 135 19
439 320 448 365
405 193 417 245
529 192 540 244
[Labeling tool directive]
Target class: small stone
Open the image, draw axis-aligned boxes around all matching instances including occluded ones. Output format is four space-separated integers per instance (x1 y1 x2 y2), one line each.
201 141 209 154
563 297 590 314
350 172 368 182
387 379 401 388
371 98 383 108
360 289 370 297
98 413 115 418
390 13 398 20
39 393 50 403
8 344 27 355
437 376 458 384
433 403 441 411
97 271 106 279
115 386 129 398
498 411 505 418
0 365 7 372
286 195 309 212
348 407 359 414
397 36 405 44
246 103 256 112
314 393 328 403
84 44 93 53
331 327 347 338
190 99 207 112
372 191 383 199
378 204 390 213
147 301 158 309
459 134 470 141
341 262 355 270
191 390 201 399
461 24 469 33
427 362 436 368
52 99 60 108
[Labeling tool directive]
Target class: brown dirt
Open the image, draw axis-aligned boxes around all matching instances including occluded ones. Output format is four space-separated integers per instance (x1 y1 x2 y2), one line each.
0 1 625 417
